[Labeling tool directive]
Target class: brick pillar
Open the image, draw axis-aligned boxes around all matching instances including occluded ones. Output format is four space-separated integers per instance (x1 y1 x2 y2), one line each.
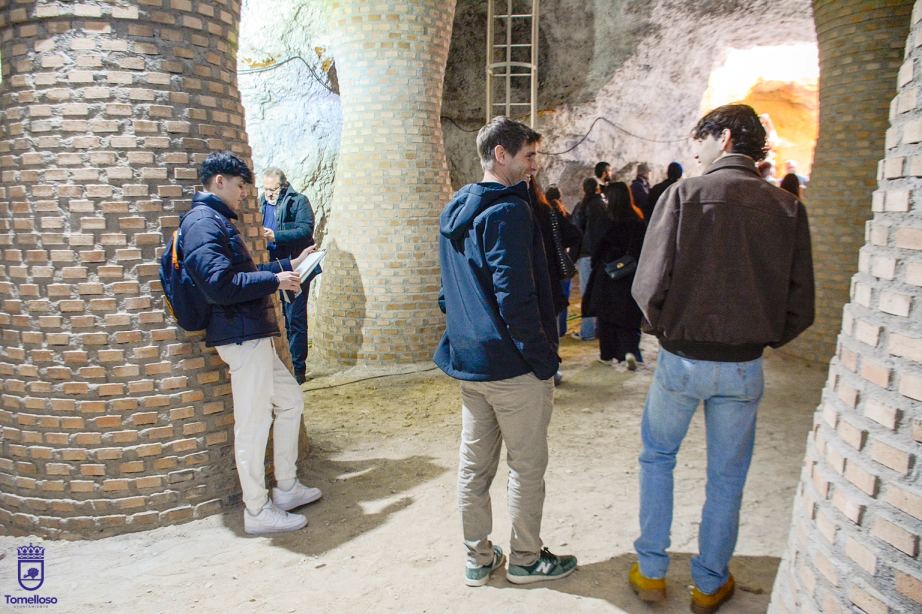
770 3 922 611
314 0 455 367
782 0 914 363
0 0 261 538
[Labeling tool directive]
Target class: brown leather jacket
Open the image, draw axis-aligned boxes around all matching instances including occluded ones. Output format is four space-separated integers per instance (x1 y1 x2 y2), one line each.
631 154 815 361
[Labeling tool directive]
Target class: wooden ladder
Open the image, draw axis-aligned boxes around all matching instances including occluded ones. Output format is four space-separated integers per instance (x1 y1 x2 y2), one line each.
486 0 540 127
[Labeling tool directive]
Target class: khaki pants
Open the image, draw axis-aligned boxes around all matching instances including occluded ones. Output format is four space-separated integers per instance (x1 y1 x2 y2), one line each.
458 372 554 567
215 337 303 513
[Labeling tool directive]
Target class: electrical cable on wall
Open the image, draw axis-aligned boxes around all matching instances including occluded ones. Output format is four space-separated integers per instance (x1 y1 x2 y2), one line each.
238 55 336 95
440 114 689 155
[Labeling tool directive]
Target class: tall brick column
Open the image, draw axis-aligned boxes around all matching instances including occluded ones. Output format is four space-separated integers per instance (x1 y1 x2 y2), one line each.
783 0 914 363
0 0 261 538
770 3 922 611
314 0 455 367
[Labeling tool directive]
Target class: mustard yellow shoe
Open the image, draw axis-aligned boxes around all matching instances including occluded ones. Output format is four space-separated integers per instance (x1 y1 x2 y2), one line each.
628 562 666 602
690 575 735 614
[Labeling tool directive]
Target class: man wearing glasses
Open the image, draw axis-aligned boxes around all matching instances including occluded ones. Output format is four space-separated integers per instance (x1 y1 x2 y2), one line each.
260 167 316 384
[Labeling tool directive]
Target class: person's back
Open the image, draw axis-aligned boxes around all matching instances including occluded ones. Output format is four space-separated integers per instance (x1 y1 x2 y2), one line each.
627 104 814 613
645 161 683 220
639 155 813 359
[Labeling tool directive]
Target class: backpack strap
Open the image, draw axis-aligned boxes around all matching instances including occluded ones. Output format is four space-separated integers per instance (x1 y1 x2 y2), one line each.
171 229 180 270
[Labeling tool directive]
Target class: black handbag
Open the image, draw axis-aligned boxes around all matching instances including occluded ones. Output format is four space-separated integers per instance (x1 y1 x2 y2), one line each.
603 254 637 280
549 209 577 279
602 229 638 280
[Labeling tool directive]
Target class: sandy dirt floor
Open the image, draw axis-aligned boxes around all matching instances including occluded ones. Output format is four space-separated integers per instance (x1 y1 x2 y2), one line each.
0 333 826 613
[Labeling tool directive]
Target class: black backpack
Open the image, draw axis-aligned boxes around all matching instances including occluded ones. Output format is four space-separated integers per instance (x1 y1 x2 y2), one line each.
159 210 213 331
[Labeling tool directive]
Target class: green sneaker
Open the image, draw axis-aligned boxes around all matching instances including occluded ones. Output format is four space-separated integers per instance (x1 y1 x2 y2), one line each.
506 547 578 584
464 545 506 587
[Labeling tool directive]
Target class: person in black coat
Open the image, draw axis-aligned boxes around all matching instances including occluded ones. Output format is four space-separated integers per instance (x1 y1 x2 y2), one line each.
528 179 582 319
582 181 646 368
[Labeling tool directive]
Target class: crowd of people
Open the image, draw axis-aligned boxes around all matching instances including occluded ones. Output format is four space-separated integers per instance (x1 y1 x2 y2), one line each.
170 102 814 614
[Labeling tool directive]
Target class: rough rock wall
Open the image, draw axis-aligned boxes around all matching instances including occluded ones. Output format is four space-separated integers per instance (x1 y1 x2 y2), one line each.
770 2 922 611
0 0 263 538
442 0 816 205
312 0 455 367
237 0 340 240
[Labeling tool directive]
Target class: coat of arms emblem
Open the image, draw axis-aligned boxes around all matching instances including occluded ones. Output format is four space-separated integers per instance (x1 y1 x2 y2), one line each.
17 543 44 591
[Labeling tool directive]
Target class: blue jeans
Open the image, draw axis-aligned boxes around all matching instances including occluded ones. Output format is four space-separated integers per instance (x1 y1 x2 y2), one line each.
282 280 310 377
575 256 595 340
634 349 764 594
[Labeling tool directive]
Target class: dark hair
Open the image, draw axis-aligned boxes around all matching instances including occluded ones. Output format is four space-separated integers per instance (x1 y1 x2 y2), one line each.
757 160 774 178
476 116 541 169
545 185 561 202
780 173 801 197
594 161 610 179
603 181 636 223
667 161 683 180
691 104 767 161
580 177 598 207
200 151 254 186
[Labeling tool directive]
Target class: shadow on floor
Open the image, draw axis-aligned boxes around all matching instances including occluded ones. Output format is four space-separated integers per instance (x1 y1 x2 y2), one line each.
489 551 778 613
220 443 448 556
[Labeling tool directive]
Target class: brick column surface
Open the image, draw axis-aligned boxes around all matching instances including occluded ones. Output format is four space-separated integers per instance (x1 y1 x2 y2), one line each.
770 3 922 611
0 0 266 538
314 0 455 367
782 0 914 364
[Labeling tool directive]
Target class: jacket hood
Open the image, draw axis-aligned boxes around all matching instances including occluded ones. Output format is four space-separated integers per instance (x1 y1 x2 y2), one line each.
440 181 530 240
192 191 238 220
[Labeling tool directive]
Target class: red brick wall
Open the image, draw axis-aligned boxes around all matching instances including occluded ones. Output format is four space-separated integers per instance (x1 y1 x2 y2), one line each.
771 2 922 610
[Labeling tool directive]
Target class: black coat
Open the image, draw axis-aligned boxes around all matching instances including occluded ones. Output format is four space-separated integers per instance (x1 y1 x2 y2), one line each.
581 216 646 326
532 201 582 313
573 194 608 257
645 178 677 220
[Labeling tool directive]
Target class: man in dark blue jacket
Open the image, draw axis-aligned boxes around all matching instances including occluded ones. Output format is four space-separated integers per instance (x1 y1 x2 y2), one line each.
181 152 322 535
434 116 577 587
260 167 316 384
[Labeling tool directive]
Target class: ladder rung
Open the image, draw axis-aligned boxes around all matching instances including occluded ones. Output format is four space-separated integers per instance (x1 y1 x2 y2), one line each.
493 44 532 47
491 73 532 78
493 103 532 106
494 14 532 19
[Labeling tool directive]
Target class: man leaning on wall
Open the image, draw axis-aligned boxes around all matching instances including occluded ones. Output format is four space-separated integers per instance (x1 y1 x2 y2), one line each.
182 152 323 535
628 104 815 613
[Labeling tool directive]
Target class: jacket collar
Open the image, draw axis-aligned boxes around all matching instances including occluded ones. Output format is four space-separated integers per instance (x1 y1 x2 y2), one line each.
192 191 238 220
703 154 760 178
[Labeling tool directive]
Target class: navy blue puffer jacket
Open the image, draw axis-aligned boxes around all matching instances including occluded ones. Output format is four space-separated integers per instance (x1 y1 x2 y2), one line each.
181 192 288 347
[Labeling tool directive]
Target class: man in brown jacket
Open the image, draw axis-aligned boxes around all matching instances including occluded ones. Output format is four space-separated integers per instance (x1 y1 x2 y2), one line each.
627 104 814 613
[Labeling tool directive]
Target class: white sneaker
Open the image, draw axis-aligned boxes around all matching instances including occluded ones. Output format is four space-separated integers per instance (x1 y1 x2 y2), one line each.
625 353 638 371
272 482 323 511
244 501 307 535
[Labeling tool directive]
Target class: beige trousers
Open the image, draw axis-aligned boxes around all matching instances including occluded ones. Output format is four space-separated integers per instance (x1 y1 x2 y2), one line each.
458 372 554 567
215 337 303 513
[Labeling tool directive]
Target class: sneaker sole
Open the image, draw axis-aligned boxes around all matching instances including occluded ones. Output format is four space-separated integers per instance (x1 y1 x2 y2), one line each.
244 517 308 535
274 491 323 512
505 565 576 585
464 553 506 587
